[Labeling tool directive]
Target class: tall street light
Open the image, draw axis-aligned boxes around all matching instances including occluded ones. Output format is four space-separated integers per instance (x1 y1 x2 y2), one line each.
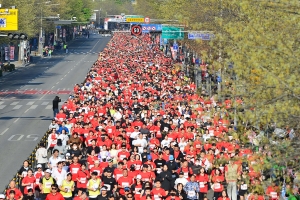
38 1 59 57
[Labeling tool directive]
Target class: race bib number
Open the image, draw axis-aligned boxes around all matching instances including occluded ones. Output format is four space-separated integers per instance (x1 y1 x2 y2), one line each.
184 172 188 178
65 186 71 192
135 188 141 194
45 182 52 188
122 182 129 187
241 184 247 190
27 183 33 189
214 183 221 189
154 195 160 200
104 184 111 191
116 174 122 180
80 178 86 184
270 192 277 199
156 168 162 174
93 183 98 189
72 168 79 174
22 171 28 177
199 182 205 188
188 191 196 196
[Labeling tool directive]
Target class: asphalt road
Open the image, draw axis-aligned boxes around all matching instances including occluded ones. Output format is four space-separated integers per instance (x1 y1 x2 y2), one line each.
0 34 110 191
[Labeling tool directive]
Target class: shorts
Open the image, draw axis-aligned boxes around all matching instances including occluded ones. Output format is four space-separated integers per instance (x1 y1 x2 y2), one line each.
239 189 248 196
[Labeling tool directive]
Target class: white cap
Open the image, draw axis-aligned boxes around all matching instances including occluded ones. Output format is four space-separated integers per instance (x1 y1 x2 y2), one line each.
136 175 142 179
45 169 52 173
37 164 42 168
0 194 5 198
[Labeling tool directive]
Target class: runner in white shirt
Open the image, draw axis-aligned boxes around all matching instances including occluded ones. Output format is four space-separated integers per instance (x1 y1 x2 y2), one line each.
51 161 67 186
48 149 62 170
132 133 148 154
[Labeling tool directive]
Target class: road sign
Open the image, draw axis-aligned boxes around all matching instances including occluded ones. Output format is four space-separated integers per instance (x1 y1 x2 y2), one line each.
0 9 18 31
125 15 144 18
188 32 213 40
173 43 178 52
144 17 150 23
134 24 162 33
126 18 144 23
162 26 184 39
131 24 142 36
56 26 61 29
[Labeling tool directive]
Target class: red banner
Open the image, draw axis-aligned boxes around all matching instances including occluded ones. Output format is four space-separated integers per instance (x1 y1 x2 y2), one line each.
10 46 15 61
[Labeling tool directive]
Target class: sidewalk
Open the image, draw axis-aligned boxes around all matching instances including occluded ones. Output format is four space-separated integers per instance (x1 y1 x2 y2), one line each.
0 38 78 77
0 55 43 77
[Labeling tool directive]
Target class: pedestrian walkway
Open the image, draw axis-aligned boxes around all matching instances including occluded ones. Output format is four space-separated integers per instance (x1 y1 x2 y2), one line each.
0 100 58 110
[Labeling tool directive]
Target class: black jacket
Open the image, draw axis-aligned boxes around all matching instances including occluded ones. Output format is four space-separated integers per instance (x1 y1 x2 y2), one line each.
158 170 173 191
53 96 61 110
176 190 187 200
174 151 184 162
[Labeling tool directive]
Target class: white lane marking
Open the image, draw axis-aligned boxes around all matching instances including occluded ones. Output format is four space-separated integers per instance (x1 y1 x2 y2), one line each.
26 101 35 105
24 109 30 113
56 82 59 84
41 102 49 105
0 128 9 135
38 90 50 101
0 105 6 109
0 102 3 105
45 105 52 109
13 105 22 109
13 118 20 123
29 105 38 109
10 102 19 105
60 78 63 80
51 86 54 89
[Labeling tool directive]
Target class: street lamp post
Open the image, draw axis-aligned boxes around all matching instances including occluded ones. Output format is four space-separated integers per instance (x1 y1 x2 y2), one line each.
37 1 59 57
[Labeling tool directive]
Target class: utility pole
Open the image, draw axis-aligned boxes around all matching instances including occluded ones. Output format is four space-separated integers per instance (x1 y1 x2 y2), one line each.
37 2 60 56
38 2 43 57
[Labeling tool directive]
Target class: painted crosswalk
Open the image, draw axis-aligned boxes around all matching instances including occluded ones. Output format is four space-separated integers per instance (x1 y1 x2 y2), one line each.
13 105 22 109
0 89 72 96
0 101 54 111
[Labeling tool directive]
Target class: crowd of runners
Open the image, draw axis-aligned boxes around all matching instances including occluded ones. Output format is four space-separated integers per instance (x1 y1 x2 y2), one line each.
2 33 298 200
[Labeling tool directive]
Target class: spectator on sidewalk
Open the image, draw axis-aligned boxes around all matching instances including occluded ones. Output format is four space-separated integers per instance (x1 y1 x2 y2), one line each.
48 49 52 58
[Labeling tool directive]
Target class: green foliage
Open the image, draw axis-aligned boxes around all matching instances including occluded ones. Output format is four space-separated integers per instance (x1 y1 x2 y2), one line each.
68 0 93 22
134 0 300 131
0 0 94 38
134 0 163 18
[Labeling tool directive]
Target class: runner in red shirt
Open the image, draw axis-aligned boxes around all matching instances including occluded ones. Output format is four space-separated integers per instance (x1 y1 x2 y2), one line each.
69 156 81 181
45 184 64 200
6 181 23 200
21 169 36 195
117 169 134 196
151 180 166 200
76 164 90 190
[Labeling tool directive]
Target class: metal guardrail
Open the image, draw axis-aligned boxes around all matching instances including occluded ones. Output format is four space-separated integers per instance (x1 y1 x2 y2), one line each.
2 130 50 194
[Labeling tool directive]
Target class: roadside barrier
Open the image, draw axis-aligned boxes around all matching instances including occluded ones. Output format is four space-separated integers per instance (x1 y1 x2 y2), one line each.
2 131 50 193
